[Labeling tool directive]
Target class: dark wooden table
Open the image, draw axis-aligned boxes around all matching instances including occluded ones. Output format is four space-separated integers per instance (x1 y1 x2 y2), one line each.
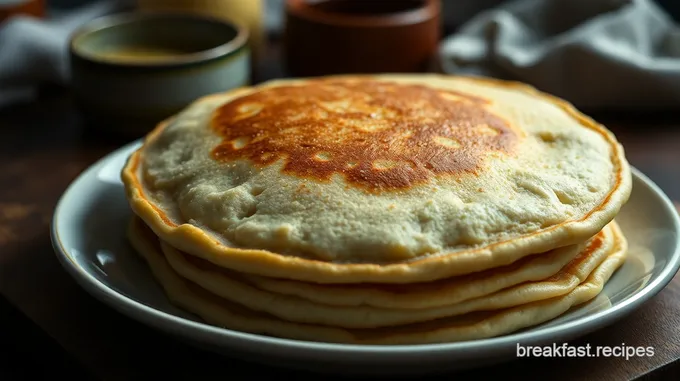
1 85 680 380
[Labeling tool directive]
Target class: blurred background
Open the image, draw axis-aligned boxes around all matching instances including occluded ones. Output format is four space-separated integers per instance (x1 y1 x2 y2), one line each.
3 0 680 111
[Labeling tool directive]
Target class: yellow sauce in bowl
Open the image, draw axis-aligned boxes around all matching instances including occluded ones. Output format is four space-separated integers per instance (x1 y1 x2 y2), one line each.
97 46 197 62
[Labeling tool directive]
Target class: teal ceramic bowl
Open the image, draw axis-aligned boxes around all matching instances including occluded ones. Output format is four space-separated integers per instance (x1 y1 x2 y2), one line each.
69 11 250 136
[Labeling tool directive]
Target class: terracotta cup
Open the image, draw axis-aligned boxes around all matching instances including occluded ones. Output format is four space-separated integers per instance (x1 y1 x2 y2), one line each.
0 0 44 22
284 0 441 77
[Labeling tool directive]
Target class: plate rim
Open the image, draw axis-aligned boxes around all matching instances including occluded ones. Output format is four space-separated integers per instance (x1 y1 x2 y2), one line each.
50 139 680 360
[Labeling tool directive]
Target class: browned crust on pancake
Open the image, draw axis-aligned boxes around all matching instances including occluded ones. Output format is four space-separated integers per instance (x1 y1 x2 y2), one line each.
211 79 517 192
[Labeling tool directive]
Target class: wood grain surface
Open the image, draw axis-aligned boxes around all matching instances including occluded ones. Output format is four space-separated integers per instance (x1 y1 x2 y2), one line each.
0 90 679 380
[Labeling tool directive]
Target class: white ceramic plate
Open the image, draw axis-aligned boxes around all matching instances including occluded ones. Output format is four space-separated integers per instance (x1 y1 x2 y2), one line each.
51 140 680 376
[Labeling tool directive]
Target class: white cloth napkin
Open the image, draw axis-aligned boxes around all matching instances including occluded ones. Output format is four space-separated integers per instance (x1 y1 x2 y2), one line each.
0 0 129 106
439 0 680 110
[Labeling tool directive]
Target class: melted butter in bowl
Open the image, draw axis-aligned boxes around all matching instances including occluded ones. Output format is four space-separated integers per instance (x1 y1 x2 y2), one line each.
96 46 200 63
68 11 250 137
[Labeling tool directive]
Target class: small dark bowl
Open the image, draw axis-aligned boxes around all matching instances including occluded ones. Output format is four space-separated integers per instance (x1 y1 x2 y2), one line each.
69 11 250 136
284 0 441 77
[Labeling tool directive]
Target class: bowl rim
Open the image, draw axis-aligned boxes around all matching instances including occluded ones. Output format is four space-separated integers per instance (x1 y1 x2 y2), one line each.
68 10 249 69
285 0 440 28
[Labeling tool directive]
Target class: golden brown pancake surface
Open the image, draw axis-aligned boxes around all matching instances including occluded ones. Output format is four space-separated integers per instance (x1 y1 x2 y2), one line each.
211 79 518 192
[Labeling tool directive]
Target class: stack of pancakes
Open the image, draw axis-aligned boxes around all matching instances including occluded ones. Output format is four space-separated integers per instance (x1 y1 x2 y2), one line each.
121 74 632 345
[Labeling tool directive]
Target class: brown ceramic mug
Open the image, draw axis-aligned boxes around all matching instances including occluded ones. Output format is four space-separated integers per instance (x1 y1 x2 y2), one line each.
284 0 441 77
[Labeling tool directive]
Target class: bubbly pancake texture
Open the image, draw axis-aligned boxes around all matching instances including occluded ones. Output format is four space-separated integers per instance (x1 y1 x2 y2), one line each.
122 74 631 283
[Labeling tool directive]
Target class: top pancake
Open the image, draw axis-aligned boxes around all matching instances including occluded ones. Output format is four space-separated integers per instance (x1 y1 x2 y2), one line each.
122 74 631 283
